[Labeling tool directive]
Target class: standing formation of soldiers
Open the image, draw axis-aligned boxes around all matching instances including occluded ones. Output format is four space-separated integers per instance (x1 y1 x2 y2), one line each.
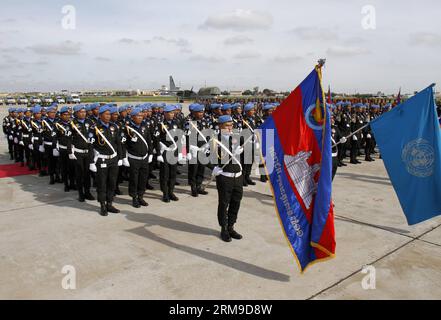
3 98 392 241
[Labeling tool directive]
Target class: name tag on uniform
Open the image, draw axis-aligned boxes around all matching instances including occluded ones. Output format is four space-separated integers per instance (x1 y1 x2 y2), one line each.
101 163 107 168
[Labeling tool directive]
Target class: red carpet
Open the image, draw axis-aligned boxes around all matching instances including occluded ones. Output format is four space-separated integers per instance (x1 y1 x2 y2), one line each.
0 163 38 179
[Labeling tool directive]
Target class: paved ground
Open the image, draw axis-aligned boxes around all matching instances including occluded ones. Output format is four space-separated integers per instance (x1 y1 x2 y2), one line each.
0 105 440 300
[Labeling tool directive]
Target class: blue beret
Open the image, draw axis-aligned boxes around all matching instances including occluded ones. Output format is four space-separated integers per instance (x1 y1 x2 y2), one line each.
130 107 143 116
244 103 255 112
90 103 100 110
141 103 152 111
210 103 221 110
118 104 128 112
59 106 69 114
188 103 196 112
263 104 275 111
8 107 16 113
192 104 205 112
33 106 42 113
221 104 232 111
74 104 86 112
99 105 111 114
109 106 119 114
160 103 166 107
175 104 182 110
164 104 176 113
232 103 242 110
218 115 233 124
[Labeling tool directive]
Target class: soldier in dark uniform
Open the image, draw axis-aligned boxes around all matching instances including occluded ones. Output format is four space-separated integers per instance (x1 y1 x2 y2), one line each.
68 105 95 202
142 104 157 190
185 103 211 197
19 107 35 170
211 115 244 242
242 103 261 186
89 105 123 216
3 108 16 160
349 109 362 164
29 106 45 175
54 106 76 192
330 115 346 180
13 108 25 165
41 106 60 184
156 105 180 203
231 103 244 133
259 104 275 182
124 107 153 208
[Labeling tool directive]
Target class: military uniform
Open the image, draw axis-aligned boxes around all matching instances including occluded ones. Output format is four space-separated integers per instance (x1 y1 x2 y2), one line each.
124 119 153 207
69 116 94 201
89 118 123 215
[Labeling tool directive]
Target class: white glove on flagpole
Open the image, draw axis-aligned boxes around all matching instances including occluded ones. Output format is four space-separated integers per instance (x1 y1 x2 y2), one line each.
339 137 347 144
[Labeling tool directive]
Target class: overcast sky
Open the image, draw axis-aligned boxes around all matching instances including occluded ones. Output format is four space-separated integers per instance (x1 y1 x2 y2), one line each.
1 0 440 94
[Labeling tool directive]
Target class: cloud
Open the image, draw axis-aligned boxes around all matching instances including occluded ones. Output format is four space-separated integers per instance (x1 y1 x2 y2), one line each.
95 56 112 62
201 9 273 31
273 55 303 63
290 27 339 41
326 46 370 57
224 35 254 46
28 41 82 55
233 52 261 60
118 38 138 44
189 55 224 63
153 36 190 47
410 32 441 47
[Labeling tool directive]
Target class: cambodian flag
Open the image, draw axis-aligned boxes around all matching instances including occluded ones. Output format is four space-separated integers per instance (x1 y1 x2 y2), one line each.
258 66 335 272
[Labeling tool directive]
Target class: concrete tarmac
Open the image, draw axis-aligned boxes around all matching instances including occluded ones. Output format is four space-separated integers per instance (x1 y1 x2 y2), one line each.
0 105 440 299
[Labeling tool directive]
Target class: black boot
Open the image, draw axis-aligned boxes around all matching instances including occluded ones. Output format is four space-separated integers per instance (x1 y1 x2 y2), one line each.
162 194 170 203
100 202 108 216
138 197 148 207
55 175 62 183
78 190 85 202
246 177 256 185
132 197 140 208
106 202 120 213
228 225 243 240
115 187 122 195
197 187 208 195
64 184 70 192
191 185 198 197
49 175 55 185
260 175 268 182
220 225 232 242
145 183 154 190
84 191 95 201
169 193 179 201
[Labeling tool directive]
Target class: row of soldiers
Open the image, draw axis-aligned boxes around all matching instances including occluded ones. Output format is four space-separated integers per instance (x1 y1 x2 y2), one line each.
2 102 278 241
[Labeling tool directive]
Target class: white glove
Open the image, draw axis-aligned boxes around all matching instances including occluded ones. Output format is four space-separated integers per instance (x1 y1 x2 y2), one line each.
19 141 24 146
117 159 123 166
14 137 18 144
122 157 130 167
178 153 186 163
53 149 59 157
68 153 77 160
361 133 364 139
186 152 192 161
148 154 153 163
255 142 260 150
339 137 347 144
367 134 371 139
89 163 97 172
234 146 244 155
39 145 45 153
8 135 13 140
157 155 164 163
212 166 223 177
352 135 358 141
189 145 199 157
28 144 33 150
